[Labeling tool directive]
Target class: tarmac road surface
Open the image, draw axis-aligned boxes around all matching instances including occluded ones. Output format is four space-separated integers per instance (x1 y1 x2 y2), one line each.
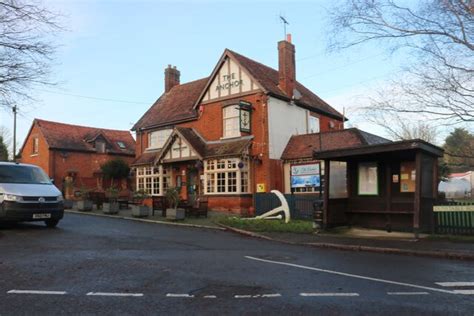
1 213 473 315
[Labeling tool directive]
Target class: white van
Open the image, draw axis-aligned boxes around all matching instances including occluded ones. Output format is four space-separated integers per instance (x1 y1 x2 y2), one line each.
0 162 64 227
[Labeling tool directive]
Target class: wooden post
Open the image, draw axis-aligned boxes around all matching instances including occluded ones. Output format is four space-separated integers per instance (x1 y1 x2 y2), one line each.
323 159 330 229
385 163 392 231
413 151 422 238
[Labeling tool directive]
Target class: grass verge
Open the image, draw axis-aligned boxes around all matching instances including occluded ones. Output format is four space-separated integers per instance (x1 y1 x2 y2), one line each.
217 217 314 234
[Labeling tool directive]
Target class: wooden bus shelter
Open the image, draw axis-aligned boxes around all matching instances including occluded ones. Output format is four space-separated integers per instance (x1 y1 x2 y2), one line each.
314 140 444 236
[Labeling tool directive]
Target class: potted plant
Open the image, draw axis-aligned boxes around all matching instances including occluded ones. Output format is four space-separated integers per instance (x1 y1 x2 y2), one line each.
103 186 120 215
165 187 185 220
77 186 93 212
131 189 150 218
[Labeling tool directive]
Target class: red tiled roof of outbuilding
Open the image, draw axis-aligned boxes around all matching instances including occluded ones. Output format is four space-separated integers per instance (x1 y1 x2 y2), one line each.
34 119 135 156
281 128 390 160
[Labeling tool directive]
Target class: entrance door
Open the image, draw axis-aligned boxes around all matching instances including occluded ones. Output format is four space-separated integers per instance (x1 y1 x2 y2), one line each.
187 169 198 205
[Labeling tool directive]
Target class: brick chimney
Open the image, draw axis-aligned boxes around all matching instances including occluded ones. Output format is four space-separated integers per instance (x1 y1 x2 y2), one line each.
164 64 180 93
278 34 296 99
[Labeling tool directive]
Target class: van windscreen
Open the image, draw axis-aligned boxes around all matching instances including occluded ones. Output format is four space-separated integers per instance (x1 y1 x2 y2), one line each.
0 165 52 184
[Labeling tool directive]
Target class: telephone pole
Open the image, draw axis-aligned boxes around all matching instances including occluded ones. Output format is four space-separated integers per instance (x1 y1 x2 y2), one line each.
12 105 17 162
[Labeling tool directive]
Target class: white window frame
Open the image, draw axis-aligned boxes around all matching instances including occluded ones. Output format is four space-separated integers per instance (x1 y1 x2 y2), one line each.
135 165 170 196
222 105 240 138
308 115 320 134
204 158 250 195
148 129 172 149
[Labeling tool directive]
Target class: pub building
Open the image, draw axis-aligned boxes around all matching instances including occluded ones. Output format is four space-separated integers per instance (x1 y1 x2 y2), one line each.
132 35 442 232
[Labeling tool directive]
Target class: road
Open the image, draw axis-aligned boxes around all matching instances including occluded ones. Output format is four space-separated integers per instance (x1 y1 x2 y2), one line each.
1 213 473 315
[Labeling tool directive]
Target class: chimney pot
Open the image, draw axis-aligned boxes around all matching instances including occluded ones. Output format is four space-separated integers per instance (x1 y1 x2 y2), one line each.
286 34 292 43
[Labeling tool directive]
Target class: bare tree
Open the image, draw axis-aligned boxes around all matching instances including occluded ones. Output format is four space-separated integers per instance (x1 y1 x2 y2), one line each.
328 0 474 125
0 0 61 110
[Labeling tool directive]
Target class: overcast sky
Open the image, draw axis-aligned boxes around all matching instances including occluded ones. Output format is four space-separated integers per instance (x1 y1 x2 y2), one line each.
0 0 408 149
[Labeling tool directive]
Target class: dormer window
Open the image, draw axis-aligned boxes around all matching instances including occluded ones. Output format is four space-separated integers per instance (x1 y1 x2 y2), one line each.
117 141 126 149
95 141 106 153
223 105 240 138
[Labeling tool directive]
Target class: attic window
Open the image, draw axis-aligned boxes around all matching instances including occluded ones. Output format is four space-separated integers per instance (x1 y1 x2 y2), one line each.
95 141 106 153
117 141 126 149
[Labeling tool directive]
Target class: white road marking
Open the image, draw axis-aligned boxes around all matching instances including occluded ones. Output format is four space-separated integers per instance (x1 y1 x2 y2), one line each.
203 295 217 299
453 290 474 295
436 282 474 287
86 292 143 297
7 290 67 295
245 256 456 295
387 292 429 296
300 292 359 297
262 293 282 298
234 295 252 298
166 293 194 298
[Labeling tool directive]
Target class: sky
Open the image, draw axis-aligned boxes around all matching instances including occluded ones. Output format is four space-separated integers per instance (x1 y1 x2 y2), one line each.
0 0 410 152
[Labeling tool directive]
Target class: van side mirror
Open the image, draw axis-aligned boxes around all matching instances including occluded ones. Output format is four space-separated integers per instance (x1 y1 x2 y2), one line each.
50 178 55 184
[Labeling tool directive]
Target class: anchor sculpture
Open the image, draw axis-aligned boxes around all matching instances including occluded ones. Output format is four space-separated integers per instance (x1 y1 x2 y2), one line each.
254 190 290 223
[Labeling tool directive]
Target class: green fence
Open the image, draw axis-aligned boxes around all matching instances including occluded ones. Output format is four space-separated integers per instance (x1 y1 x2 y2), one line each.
434 202 474 235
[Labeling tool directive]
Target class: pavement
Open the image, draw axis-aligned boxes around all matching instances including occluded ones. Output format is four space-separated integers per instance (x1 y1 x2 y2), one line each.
0 213 473 315
68 208 474 261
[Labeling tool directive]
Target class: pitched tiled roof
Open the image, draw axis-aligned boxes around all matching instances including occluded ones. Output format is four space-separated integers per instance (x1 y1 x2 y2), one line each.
133 49 345 131
227 50 344 119
34 119 135 156
132 127 252 165
132 78 208 131
281 128 390 160
132 151 159 166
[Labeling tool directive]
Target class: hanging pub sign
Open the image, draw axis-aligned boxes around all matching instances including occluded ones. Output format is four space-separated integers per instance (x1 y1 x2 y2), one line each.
239 101 252 133
291 163 321 188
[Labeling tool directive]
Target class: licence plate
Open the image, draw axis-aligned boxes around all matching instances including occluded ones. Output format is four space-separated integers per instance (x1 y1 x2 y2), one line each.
33 213 51 219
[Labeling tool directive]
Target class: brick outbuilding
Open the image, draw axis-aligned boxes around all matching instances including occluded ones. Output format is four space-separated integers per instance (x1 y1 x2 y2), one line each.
19 119 135 197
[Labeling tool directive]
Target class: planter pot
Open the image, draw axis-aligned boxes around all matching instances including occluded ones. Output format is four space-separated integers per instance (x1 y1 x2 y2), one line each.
132 205 149 218
103 202 119 215
77 200 93 212
63 199 74 210
166 208 185 220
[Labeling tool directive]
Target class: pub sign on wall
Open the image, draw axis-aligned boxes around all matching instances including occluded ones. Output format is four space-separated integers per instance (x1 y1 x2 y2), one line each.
239 101 252 133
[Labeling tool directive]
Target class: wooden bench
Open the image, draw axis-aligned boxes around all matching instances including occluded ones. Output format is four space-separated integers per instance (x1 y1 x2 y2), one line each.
186 199 208 218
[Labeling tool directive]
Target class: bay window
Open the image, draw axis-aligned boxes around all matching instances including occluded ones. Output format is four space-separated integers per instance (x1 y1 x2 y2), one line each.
136 165 170 196
204 158 250 194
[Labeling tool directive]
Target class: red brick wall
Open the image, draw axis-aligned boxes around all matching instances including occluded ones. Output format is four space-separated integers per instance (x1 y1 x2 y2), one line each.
19 123 51 174
50 150 135 191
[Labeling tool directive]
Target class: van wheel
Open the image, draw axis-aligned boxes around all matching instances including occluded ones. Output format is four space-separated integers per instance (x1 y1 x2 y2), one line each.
45 219 59 228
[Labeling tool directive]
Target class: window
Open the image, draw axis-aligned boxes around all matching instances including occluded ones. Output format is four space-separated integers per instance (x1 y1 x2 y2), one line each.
135 165 171 196
400 161 416 193
148 129 172 149
32 137 39 154
117 141 126 149
358 162 378 195
308 115 320 133
204 158 250 194
223 105 240 138
329 161 348 198
95 141 106 153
